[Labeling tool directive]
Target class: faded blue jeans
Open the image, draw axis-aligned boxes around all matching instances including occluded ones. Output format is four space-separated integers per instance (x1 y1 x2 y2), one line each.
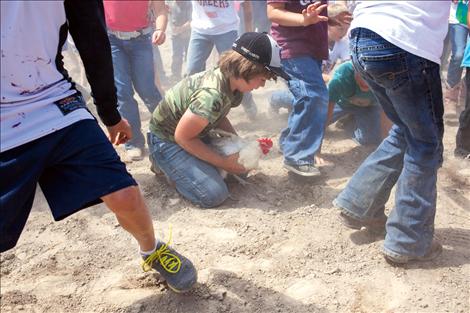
186 29 238 75
147 132 229 208
108 33 162 149
446 23 468 87
280 56 329 165
331 104 382 145
334 28 444 258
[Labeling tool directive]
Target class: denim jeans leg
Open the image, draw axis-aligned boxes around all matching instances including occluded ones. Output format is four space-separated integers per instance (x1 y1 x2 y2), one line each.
148 133 229 208
330 104 381 145
338 28 444 257
152 44 166 81
333 124 405 219
352 105 382 145
446 24 469 87
456 68 470 154
109 34 144 149
281 56 329 165
270 89 294 111
252 0 271 33
186 30 214 75
213 30 238 53
171 34 187 79
130 34 162 115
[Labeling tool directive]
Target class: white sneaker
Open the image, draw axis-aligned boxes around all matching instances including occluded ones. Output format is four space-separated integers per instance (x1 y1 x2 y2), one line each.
126 147 143 161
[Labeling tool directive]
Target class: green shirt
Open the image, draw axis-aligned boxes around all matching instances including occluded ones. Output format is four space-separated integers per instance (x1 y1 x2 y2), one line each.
328 61 377 108
149 68 243 142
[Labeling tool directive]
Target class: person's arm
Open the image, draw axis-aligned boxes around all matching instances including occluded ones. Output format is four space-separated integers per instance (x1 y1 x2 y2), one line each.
241 1 253 32
216 117 237 135
174 111 247 174
267 1 327 27
151 0 168 45
64 0 131 145
467 5 469 29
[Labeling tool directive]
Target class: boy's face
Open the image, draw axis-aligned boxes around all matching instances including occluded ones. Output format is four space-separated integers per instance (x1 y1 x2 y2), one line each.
239 75 268 93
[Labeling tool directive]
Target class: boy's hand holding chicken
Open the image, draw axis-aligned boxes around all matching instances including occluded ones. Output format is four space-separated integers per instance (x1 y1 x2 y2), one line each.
174 111 272 180
208 129 273 178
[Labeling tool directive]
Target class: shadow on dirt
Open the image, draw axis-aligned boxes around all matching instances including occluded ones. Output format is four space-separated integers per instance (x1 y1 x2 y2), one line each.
121 269 329 313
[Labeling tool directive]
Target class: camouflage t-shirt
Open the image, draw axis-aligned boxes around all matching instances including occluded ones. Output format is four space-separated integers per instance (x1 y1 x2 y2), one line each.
149 68 243 142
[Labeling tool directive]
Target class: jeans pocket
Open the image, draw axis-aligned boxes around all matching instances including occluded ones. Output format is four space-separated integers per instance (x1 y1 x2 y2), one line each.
358 51 409 90
288 79 307 102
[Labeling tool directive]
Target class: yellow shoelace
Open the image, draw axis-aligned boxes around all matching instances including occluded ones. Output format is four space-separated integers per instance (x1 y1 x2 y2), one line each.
141 226 181 274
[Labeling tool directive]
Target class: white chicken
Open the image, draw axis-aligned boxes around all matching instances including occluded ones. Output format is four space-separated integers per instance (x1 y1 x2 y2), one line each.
208 129 273 183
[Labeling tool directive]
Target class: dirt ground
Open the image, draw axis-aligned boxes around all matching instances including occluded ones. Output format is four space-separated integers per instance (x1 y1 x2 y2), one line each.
1 37 469 313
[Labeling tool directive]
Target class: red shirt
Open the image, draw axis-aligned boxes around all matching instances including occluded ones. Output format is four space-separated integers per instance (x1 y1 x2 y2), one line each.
104 0 151 32
268 0 328 60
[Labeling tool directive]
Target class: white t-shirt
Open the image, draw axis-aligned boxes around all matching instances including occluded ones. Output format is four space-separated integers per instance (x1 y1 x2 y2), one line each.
0 1 93 152
449 3 459 24
351 1 451 65
329 36 350 66
190 0 240 35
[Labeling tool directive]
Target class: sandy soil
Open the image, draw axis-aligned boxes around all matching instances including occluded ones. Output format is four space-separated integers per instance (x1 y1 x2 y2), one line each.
1 38 469 313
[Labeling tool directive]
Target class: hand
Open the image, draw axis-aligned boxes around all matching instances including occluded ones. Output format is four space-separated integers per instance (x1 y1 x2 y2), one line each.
328 11 353 27
223 153 249 175
106 118 132 145
152 30 166 45
301 2 328 26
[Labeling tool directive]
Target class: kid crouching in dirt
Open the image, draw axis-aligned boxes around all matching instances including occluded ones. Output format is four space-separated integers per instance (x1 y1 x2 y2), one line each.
0 1 196 293
148 32 288 208
327 61 391 145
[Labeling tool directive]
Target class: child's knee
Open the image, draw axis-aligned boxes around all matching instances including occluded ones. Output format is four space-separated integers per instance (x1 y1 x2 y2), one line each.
198 181 229 208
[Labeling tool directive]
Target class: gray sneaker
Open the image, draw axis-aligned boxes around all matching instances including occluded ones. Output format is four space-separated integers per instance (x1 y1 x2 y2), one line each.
383 241 443 265
142 240 197 293
284 163 321 177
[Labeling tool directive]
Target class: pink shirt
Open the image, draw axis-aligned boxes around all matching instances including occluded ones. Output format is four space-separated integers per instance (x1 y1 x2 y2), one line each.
104 0 151 32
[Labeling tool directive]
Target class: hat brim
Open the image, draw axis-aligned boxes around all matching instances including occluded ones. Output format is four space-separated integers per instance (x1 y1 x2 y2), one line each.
267 66 290 81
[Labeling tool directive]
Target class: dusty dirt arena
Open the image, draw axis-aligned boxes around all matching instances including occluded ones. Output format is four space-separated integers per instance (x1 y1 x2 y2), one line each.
1 37 470 313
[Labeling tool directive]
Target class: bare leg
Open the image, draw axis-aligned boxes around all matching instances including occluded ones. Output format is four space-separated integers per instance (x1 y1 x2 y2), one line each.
102 186 156 251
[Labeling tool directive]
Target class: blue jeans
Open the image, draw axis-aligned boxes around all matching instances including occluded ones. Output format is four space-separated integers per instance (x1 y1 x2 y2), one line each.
108 33 162 149
238 1 271 33
280 56 329 165
186 30 238 75
334 28 444 258
152 45 166 81
147 132 229 208
446 23 468 87
171 33 189 79
270 89 294 111
331 104 382 145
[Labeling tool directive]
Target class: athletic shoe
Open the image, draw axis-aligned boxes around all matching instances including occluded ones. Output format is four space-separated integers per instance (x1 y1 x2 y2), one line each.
283 163 321 177
126 146 143 161
142 240 197 293
338 211 386 235
383 241 443 264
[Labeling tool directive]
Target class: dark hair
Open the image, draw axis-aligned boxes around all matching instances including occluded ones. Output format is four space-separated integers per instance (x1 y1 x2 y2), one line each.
218 50 277 82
